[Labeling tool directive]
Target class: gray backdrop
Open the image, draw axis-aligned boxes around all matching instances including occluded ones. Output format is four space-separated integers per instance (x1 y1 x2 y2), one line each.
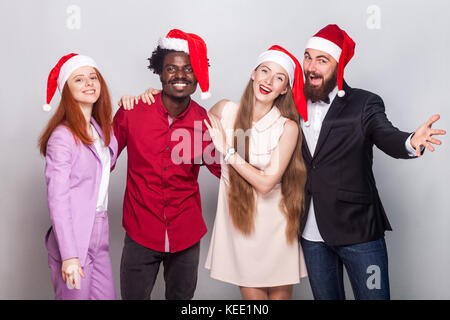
0 0 449 299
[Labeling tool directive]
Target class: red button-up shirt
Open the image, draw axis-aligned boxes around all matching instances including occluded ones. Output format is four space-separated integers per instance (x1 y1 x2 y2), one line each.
113 93 221 252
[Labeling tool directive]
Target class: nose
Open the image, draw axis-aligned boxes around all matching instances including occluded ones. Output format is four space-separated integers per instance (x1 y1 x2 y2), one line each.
86 77 94 86
307 60 317 73
174 68 185 79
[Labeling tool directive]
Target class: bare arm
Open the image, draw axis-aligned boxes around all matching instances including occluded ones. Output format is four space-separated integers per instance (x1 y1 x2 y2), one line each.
205 113 298 195
209 99 230 119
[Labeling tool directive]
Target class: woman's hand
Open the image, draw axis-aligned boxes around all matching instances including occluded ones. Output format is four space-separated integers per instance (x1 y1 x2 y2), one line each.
118 95 139 110
117 88 161 110
204 112 229 155
61 258 85 290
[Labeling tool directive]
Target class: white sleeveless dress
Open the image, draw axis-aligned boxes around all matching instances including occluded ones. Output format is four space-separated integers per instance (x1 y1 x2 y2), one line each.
205 101 307 287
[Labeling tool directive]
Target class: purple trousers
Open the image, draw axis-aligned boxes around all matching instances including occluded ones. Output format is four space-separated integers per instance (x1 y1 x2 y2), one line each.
47 211 116 300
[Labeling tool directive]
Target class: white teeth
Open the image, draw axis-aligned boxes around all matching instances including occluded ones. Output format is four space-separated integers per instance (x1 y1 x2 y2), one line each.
173 83 187 87
84 90 95 94
260 86 271 93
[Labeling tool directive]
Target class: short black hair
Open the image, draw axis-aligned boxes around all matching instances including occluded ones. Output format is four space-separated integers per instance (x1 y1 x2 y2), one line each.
147 46 211 75
147 46 174 75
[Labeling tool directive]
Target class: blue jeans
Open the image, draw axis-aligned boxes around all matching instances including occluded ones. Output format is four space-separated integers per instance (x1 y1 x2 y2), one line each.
300 237 390 300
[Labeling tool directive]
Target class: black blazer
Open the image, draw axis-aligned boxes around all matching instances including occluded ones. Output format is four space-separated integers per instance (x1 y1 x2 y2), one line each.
300 82 415 246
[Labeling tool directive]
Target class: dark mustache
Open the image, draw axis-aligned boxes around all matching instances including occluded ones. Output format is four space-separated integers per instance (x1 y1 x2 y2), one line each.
305 71 323 79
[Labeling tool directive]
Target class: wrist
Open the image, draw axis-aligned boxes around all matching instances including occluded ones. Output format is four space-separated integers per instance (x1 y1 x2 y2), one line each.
224 146 235 163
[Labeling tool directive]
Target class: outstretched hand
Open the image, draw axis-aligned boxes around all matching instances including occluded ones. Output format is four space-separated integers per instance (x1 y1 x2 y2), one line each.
410 114 446 157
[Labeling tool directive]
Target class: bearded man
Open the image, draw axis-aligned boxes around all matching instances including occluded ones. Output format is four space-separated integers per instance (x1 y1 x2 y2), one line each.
298 24 445 300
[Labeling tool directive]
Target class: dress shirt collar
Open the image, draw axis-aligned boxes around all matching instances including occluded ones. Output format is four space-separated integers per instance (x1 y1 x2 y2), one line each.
308 86 339 107
156 92 193 120
252 106 281 132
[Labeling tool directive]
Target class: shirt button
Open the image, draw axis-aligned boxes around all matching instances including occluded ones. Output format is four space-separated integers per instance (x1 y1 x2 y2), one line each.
163 185 167 189
165 203 168 207
167 223 171 226
165 146 169 151
164 167 167 171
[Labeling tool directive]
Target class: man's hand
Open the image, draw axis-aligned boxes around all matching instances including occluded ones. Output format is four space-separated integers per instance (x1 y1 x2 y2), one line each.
410 114 446 157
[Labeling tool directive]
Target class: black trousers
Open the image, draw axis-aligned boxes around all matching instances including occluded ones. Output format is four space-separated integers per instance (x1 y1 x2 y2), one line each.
120 233 200 300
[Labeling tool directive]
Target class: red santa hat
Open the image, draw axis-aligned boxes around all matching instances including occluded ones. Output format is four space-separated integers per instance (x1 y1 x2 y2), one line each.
305 24 355 97
158 29 211 100
255 45 308 122
44 53 98 111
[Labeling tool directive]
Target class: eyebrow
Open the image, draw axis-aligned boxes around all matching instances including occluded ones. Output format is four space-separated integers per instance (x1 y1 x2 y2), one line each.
72 73 97 77
260 64 287 77
260 64 271 71
165 64 192 67
316 55 330 61
304 52 330 61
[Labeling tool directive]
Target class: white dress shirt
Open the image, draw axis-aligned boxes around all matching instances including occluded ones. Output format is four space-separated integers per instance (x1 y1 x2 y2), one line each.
91 124 111 212
300 86 418 242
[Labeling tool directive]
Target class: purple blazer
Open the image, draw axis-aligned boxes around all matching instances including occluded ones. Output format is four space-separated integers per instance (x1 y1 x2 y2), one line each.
44 118 118 267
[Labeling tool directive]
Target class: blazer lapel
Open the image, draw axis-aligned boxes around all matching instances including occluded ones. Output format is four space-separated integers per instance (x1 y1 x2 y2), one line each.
89 118 116 163
301 128 313 162
313 82 351 159
88 118 102 161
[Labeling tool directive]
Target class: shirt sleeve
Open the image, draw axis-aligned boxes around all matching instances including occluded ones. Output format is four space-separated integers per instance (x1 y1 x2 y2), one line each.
361 93 412 159
405 132 425 157
45 126 79 261
112 107 128 170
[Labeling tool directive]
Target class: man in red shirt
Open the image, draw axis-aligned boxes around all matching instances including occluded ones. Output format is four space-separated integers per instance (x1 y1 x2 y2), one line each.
113 29 221 300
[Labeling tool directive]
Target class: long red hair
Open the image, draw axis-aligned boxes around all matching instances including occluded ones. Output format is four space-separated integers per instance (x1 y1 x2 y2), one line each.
38 68 112 156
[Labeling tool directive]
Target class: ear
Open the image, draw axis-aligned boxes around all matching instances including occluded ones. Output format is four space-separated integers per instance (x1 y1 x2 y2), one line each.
251 70 256 81
280 84 288 95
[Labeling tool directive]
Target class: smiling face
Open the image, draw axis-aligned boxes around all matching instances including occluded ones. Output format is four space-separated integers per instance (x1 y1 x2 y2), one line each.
251 61 289 104
66 66 101 107
303 48 338 102
160 51 197 99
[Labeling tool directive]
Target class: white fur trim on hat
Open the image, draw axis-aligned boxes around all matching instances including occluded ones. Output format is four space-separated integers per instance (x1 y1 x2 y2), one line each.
158 37 189 54
201 91 211 100
57 55 98 92
255 50 296 87
306 37 342 63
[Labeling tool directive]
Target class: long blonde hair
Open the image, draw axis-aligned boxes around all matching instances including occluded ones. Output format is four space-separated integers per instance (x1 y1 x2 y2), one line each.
227 79 307 243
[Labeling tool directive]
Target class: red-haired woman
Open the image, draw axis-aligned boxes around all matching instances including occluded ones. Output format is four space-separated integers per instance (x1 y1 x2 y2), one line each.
39 54 118 300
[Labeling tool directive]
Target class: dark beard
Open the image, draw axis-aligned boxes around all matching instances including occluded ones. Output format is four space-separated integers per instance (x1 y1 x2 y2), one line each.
303 69 338 103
